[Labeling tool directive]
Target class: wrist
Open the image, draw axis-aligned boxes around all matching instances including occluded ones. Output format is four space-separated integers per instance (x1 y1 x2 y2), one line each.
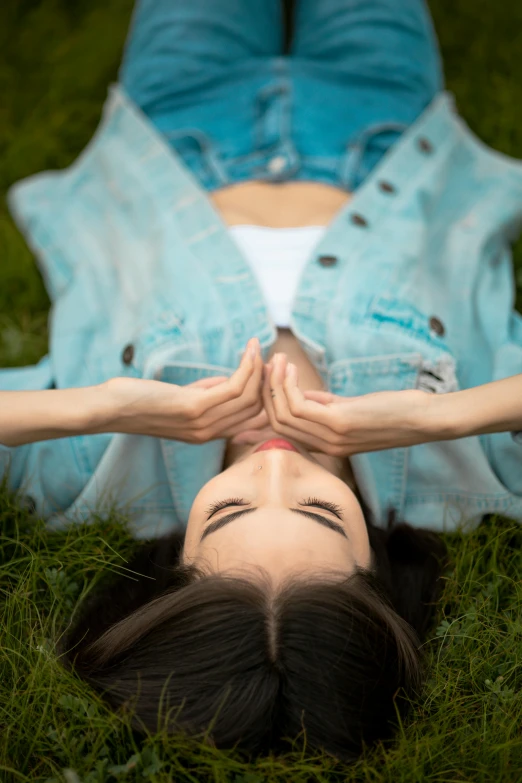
422 390 470 441
83 380 121 435
89 376 165 436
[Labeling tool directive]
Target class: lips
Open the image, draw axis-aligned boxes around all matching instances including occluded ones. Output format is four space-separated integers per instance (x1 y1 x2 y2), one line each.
254 438 299 453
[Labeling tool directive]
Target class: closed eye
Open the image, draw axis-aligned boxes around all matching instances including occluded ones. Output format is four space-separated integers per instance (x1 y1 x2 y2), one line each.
205 497 249 520
204 496 344 522
199 500 348 543
299 497 344 520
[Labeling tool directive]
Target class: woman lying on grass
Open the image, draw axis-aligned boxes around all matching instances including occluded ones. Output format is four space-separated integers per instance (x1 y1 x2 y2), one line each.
3 0 522 764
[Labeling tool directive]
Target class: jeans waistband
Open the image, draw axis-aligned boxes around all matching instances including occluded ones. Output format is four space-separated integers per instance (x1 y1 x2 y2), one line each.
164 118 409 193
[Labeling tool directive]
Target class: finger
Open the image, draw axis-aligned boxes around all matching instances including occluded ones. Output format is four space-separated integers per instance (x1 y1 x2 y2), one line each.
262 360 333 452
189 375 230 389
193 351 264 435
282 365 340 431
302 389 337 404
228 406 269 432
268 353 296 422
262 397 337 453
210 395 264 435
269 356 339 442
197 398 265 442
194 338 258 414
226 408 269 439
261 356 280 431
203 342 264 424
228 427 274 445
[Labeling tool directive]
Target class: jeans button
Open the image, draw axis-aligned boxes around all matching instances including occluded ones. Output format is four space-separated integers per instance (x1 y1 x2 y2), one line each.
267 155 287 175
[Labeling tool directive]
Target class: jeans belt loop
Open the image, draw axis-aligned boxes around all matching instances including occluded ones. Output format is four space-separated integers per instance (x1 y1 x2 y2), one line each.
165 127 229 188
339 121 408 190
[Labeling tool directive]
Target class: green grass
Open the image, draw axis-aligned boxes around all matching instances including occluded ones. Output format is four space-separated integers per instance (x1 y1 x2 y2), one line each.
1 0 522 780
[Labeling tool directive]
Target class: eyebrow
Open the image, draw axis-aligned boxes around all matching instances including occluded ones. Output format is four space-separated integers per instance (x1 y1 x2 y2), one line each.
199 507 348 543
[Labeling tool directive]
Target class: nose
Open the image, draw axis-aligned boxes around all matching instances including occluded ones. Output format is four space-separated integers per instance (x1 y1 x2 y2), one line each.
251 447 304 501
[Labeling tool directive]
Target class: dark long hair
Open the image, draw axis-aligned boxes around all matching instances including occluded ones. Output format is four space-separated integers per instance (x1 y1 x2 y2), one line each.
61 485 448 763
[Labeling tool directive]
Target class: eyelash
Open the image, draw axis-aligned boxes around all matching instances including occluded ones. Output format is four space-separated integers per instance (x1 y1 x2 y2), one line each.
205 496 343 517
205 497 247 516
302 496 344 517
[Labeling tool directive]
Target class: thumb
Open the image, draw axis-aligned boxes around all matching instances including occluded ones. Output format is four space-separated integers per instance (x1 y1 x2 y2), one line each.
188 375 230 389
302 389 337 404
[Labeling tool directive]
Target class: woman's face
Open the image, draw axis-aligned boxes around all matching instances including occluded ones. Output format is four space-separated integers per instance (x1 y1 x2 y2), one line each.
182 430 372 587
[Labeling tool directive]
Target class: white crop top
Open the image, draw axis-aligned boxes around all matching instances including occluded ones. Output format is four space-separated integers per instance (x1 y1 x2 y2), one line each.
229 225 327 327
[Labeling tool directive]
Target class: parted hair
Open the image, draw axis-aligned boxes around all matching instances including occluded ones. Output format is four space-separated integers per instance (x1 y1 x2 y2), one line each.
61 487 448 763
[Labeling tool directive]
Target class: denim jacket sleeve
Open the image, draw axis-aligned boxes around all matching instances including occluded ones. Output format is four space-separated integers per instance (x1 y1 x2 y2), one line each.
0 355 93 517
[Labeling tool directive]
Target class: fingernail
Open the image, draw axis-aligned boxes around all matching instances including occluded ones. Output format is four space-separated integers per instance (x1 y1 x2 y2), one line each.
249 337 259 359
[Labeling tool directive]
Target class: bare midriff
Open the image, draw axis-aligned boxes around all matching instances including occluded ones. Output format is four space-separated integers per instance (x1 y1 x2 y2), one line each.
211 179 352 386
210 180 352 229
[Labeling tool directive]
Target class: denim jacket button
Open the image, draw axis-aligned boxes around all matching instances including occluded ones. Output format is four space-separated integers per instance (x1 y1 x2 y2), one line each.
350 213 368 227
418 137 434 154
318 255 338 267
122 343 135 364
429 316 445 336
378 180 396 194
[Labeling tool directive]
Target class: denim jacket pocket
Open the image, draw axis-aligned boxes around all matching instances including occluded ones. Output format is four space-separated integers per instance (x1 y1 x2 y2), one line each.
341 295 461 394
329 352 424 396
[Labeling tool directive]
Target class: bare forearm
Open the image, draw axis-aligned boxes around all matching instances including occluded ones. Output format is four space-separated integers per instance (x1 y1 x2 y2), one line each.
426 373 522 440
0 384 113 447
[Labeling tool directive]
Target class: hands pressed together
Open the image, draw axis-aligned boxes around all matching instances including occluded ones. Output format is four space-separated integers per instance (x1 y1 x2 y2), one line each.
106 336 436 456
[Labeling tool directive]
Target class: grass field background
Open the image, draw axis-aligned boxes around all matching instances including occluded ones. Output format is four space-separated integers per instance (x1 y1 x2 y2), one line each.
1 1 522 780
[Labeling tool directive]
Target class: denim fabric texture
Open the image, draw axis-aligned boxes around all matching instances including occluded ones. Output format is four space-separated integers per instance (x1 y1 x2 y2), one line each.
119 0 444 191
2 0 522 538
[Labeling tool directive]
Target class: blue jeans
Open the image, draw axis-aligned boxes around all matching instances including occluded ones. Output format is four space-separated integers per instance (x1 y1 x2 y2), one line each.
119 0 444 192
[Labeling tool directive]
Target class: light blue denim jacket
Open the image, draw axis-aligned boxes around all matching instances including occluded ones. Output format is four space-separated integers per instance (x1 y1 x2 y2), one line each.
3 85 522 538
